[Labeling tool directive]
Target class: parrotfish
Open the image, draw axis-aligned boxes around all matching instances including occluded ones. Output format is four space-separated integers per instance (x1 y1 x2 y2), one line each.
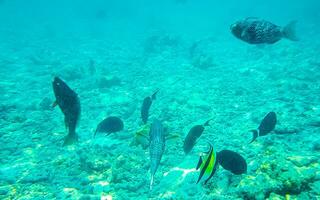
183 119 211 154
149 119 165 190
196 143 218 184
52 77 81 146
141 90 159 124
217 150 247 175
231 18 298 44
250 112 277 143
94 116 124 137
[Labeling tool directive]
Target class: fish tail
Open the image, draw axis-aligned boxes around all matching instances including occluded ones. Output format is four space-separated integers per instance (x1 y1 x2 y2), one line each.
203 118 213 126
249 130 259 144
63 131 78 146
282 21 299 41
151 89 160 100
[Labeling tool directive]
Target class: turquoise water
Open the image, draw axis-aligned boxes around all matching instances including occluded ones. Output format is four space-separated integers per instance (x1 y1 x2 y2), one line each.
1 0 320 199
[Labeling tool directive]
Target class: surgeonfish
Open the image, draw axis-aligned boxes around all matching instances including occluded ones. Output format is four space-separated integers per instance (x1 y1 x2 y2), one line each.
231 18 298 44
196 143 218 184
217 150 247 175
52 77 81 146
183 119 211 154
250 112 277 143
94 116 124 137
149 119 165 190
141 90 159 124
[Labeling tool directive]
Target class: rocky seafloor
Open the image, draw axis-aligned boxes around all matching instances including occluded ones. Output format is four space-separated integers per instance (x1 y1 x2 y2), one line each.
1 30 320 200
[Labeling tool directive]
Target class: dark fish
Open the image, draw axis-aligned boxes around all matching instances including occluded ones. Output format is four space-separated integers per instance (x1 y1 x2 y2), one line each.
183 119 211 154
141 90 159 124
94 116 124 137
230 18 298 44
217 150 247 175
149 119 165 190
52 77 81 146
250 112 277 143
196 143 218 184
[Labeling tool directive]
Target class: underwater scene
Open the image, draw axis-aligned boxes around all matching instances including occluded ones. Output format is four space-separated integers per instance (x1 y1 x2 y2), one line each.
1 0 320 199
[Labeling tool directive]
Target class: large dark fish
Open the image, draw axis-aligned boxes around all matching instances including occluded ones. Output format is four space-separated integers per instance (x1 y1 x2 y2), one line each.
141 90 159 124
94 116 124 137
230 18 298 44
250 112 277 143
217 150 247 175
183 119 211 154
196 143 218 184
52 77 81 146
149 119 165 190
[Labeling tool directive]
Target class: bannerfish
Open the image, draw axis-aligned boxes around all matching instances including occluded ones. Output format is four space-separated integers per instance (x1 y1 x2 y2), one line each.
149 119 165 190
230 18 298 44
52 77 81 146
94 116 124 137
183 119 212 154
250 112 277 143
141 90 159 124
217 150 247 175
196 143 218 184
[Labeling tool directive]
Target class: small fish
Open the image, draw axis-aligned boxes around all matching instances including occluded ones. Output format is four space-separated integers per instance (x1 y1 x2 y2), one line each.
217 150 247 175
183 119 211 154
196 143 218 184
94 116 124 137
230 18 298 44
52 77 81 146
141 90 159 124
250 112 277 143
149 119 165 190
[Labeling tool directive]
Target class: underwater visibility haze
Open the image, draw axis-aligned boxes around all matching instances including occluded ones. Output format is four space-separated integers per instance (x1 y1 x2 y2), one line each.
1 0 320 199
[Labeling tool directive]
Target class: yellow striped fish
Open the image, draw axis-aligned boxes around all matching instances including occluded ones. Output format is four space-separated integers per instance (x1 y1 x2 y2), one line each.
196 144 218 184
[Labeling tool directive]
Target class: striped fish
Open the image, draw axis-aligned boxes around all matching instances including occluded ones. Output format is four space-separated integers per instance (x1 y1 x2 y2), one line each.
149 119 165 190
196 144 218 184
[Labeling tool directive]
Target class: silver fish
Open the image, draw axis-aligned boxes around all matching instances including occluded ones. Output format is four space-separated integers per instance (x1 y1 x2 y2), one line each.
149 119 165 190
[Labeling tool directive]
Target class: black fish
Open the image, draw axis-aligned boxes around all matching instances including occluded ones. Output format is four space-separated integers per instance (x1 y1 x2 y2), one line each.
250 112 277 143
217 150 247 175
52 77 81 146
141 90 159 124
94 116 124 137
230 18 298 44
196 143 218 184
149 119 165 190
183 119 211 154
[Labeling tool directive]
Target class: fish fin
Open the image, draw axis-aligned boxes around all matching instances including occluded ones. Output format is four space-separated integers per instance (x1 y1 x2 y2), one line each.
166 133 180 140
282 21 299 41
136 131 149 139
203 119 213 127
151 89 160 100
249 130 259 143
63 134 78 146
196 157 203 170
150 175 154 190
52 101 57 108
93 128 99 138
